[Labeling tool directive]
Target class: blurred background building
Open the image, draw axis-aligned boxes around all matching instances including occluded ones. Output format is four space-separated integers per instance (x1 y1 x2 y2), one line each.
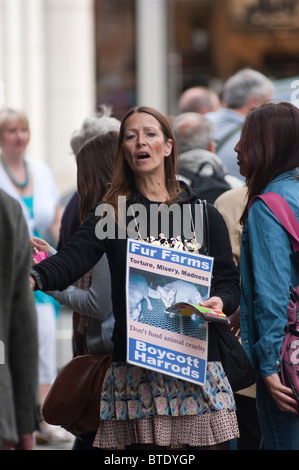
1 0 299 197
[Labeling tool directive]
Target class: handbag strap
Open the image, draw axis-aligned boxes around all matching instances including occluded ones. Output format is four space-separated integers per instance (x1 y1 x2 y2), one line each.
188 199 209 256
201 199 210 256
249 192 299 253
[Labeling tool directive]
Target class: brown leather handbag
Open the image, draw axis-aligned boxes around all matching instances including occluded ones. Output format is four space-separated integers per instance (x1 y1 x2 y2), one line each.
42 354 112 437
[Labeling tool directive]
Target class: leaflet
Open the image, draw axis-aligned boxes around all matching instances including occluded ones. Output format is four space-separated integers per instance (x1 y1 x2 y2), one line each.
166 303 230 323
126 239 214 385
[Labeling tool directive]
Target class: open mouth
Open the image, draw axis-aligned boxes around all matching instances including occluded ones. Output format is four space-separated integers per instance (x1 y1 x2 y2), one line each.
136 152 150 160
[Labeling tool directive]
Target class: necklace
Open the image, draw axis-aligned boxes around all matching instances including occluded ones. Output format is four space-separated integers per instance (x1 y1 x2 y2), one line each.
0 154 29 189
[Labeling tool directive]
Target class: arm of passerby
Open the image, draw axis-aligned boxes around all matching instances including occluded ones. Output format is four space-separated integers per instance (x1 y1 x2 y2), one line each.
263 373 298 415
47 255 112 321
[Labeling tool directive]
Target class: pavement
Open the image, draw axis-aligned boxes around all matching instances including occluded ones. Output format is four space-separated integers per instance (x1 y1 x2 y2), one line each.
34 435 75 451
34 307 76 451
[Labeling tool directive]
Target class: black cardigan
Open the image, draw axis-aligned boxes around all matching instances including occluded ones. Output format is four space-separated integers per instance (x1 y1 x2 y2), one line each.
33 184 240 362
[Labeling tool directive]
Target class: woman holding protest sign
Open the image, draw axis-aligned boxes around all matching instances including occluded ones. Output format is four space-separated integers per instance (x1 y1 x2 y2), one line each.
29 106 240 450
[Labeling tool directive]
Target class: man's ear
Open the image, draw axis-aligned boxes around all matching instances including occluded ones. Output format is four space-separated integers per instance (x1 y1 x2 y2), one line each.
208 141 216 154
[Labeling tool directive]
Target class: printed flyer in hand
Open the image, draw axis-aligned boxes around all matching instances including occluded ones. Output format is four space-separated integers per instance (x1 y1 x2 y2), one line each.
126 238 215 385
166 303 230 323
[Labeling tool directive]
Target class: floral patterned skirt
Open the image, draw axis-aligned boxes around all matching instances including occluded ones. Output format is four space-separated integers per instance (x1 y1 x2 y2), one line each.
93 361 239 449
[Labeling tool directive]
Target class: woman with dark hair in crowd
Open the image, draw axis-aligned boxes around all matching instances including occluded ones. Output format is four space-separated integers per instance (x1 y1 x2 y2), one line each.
30 106 240 450
236 102 299 450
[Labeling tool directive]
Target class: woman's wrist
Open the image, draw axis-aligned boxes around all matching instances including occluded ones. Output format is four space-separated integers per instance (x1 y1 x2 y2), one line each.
29 268 43 290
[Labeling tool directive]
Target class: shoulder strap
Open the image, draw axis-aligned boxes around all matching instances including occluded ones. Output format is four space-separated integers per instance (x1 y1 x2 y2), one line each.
190 199 209 256
202 199 210 256
249 192 299 252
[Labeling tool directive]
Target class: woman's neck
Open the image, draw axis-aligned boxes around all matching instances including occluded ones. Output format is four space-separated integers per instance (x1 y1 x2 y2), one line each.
135 176 169 202
1 151 32 193
1 149 25 167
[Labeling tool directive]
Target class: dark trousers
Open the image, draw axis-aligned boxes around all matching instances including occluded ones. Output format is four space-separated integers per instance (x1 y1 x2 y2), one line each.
235 394 261 450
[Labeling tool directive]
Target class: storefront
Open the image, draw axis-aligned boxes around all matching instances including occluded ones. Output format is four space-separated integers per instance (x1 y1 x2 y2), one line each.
95 0 299 117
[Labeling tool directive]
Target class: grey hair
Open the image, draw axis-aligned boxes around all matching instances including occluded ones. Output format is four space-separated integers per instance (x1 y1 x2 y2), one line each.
70 104 120 155
172 112 214 153
223 68 275 109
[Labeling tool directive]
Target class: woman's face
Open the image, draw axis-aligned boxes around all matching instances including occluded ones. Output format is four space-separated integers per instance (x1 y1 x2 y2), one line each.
0 119 29 157
122 112 172 179
234 138 249 178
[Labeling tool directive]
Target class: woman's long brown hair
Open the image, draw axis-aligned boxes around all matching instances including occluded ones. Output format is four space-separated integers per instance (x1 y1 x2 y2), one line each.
76 131 119 223
102 106 181 216
240 102 299 224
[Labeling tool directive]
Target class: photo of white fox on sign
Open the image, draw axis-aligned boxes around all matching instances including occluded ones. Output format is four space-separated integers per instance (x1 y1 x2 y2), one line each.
126 238 214 385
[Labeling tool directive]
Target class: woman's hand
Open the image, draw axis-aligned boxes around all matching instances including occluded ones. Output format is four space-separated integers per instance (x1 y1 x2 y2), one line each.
31 236 51 254
263 373 298 415
200 296 224 312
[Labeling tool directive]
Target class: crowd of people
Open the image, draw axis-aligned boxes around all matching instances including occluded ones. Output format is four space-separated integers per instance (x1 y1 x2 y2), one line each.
1 67 299 451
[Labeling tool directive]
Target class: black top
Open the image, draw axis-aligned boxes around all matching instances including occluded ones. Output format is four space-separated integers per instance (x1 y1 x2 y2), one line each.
33 183 240 362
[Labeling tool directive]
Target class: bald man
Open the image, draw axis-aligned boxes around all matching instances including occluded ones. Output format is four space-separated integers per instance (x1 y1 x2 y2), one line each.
178 86 221 115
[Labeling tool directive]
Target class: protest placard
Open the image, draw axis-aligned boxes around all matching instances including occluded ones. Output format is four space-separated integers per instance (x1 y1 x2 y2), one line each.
126 239 215 385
